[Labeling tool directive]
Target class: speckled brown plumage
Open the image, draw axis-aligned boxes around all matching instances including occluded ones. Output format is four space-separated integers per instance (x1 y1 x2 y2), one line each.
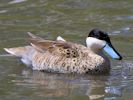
4 33 110 74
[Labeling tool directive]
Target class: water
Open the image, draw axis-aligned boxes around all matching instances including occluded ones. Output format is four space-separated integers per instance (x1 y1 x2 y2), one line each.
0 0 133 100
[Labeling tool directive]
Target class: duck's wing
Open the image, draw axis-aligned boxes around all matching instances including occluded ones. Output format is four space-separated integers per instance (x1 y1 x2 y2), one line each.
28 32 66 42
27 32 44 41
29 38 79 58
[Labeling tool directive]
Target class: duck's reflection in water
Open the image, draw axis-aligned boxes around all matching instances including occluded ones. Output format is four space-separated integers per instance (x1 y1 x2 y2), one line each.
15 68 122 99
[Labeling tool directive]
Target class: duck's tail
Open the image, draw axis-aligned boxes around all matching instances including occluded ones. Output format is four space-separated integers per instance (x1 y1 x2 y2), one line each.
4 47 28 57
4 46 33 66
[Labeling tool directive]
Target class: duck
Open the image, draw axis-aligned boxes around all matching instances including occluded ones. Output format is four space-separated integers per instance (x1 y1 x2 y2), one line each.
4 29 122 74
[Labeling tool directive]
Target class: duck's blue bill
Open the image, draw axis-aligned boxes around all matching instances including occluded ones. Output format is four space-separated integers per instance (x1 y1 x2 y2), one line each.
103 44 122 60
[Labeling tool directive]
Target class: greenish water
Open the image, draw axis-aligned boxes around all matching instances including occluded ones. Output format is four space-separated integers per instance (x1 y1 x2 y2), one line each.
0 0 133 100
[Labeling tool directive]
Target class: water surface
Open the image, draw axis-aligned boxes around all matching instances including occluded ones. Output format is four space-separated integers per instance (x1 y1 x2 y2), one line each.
0 0 133 100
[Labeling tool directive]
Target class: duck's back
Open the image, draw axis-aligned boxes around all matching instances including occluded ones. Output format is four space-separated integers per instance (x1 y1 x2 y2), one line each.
29 42 109 74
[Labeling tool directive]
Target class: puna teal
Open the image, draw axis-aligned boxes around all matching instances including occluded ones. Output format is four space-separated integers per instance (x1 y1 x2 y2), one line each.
4 29 122 74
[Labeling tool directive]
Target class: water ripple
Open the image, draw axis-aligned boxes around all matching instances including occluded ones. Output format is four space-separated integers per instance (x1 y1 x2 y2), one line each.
116 15 133 20
0 10 7 14
9 0 27 4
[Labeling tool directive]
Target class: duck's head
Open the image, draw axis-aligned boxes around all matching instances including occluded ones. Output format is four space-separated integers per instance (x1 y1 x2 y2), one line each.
86 29 122 60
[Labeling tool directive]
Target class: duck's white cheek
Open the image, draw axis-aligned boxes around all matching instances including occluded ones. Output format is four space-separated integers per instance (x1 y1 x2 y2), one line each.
86 37 106 49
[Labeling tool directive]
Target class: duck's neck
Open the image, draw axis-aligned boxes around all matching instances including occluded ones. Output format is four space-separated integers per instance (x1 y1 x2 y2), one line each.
86 37 106 54
86 37 110 64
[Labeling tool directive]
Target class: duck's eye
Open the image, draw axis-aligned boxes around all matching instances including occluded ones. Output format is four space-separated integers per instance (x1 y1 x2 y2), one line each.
95 35 100 39
102 35 109 39
103 36 107 39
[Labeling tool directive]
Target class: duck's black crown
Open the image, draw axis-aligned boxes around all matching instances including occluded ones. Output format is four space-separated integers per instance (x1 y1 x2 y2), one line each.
88 29 111 43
